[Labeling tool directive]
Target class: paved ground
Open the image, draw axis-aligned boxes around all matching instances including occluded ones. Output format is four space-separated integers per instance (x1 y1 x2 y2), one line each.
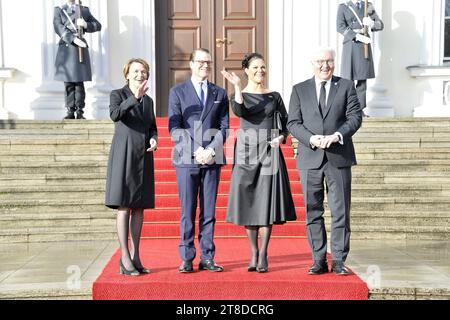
0 239 449 300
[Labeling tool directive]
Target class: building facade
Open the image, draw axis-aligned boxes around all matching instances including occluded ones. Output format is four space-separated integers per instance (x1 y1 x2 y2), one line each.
0 0 449 120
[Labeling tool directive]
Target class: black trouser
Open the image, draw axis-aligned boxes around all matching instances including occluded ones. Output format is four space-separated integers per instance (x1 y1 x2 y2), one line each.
299 157 352 263
64 82 86 115
355 80 367 110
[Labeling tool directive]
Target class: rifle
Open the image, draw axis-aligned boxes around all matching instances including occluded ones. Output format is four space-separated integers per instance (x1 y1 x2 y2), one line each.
75 0 84 63
364 1 369 59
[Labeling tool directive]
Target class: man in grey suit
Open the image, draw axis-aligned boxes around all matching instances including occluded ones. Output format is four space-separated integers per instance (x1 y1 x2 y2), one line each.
337 0 384 116
287 48 362 276
54 0 101 119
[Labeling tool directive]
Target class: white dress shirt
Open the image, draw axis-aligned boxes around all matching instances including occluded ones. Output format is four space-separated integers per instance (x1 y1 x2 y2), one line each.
191 78 208 106
312 76 344 146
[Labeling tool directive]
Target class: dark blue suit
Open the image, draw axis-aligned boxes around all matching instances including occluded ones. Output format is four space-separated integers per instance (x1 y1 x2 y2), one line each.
168 80 229 262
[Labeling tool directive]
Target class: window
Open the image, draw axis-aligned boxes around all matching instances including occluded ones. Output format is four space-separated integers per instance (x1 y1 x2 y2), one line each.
445 0 450 61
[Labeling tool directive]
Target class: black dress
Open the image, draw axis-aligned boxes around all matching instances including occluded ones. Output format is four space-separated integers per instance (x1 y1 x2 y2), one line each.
226 92 297 226
105 86 158 210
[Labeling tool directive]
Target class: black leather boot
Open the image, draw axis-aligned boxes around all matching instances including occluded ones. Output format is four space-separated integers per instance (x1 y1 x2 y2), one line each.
63 109 75 120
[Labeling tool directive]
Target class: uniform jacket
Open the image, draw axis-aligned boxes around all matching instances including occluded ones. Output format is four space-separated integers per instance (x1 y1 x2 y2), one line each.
337 1 384 80
53 4 101 82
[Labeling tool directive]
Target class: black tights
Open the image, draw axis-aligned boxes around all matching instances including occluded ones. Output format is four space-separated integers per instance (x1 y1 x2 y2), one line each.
117 208 145 271
245 226 272 268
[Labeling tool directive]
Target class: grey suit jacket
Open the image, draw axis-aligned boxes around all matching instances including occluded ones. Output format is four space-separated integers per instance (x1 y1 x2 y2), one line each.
287 76 362 169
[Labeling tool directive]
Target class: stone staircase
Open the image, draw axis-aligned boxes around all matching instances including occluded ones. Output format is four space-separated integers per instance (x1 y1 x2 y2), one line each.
1 118 450 243
0 120 116 243
326 118 450 240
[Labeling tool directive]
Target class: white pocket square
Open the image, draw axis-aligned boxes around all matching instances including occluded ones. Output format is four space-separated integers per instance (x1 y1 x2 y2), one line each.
214 101 221 104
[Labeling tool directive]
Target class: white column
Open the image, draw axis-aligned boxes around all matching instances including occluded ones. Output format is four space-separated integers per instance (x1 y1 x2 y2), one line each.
86 0 114 119
411 0 449 117
365 0 395 117
0 0 15 119
30 0 65 120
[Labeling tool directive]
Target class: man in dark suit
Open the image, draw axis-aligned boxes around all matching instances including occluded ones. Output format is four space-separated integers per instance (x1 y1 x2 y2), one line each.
287 47 362 276
54 0 102 119
169 49 229 273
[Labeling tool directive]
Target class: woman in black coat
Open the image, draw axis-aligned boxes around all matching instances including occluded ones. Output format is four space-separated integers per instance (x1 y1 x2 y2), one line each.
105 58 158 276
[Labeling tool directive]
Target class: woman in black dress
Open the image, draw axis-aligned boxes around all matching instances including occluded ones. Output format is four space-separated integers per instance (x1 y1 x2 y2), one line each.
222 53 297 273
105 58 158 276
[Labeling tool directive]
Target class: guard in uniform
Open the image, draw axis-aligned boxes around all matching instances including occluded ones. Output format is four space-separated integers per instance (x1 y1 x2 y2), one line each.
53 0 101 119
337 1 383 115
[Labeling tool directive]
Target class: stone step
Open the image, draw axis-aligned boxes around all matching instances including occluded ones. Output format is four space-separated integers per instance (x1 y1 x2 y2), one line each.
0 140 110 152
359 118 450 127
356 150 450 160
358 125 450 132
345 225 450 240
0 162 107 175
0 212 115 229
347 197 450 211
1 183 448 199
0 203 109 214
353 160 450 172
0 154 109 162
0 226 117 243
327 211 450 226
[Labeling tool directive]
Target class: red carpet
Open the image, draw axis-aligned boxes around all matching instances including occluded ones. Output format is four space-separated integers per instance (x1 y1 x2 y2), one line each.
92 118 369 300
93 239 368 300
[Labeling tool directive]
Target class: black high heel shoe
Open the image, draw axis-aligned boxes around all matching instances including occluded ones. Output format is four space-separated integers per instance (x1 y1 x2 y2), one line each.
256 255 268 273
119 259 140 276
132 258 151 274
248 253 259 272
135 266 151 274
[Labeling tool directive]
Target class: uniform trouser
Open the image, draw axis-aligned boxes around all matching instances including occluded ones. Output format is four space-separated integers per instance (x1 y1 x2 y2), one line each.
299 157 352 263
176 166 221 262
64 82 86 114
355 80 367 110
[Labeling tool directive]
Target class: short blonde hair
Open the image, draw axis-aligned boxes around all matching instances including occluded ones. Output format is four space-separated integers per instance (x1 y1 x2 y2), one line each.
123 58 150 83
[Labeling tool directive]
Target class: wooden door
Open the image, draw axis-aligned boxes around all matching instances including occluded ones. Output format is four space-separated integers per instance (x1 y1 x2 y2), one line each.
155 0 267 117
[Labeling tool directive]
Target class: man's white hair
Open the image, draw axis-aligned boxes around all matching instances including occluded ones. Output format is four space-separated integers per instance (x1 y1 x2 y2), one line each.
311 47 336 62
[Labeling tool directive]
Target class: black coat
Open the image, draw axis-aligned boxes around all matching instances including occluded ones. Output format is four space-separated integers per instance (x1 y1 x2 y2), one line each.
105 86 158 209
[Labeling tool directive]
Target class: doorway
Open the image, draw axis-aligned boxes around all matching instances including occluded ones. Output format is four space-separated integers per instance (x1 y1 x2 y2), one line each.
155 0 267 116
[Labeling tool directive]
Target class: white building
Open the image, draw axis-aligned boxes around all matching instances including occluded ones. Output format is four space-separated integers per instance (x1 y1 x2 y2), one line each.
1 0 450 120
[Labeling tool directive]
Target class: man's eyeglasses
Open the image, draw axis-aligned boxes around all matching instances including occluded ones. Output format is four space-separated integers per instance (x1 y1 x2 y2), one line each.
314 60 335 66
194 60 214 66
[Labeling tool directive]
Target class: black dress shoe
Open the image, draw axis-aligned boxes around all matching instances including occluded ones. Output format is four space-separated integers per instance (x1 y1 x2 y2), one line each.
178 260 194 273
331 262 351 276
308 261 329 275
199 260 224 272
76 112 86 120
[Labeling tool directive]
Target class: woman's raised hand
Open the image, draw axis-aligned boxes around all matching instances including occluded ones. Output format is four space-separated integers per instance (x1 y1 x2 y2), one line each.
135 80 149 100
221 69 241 87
